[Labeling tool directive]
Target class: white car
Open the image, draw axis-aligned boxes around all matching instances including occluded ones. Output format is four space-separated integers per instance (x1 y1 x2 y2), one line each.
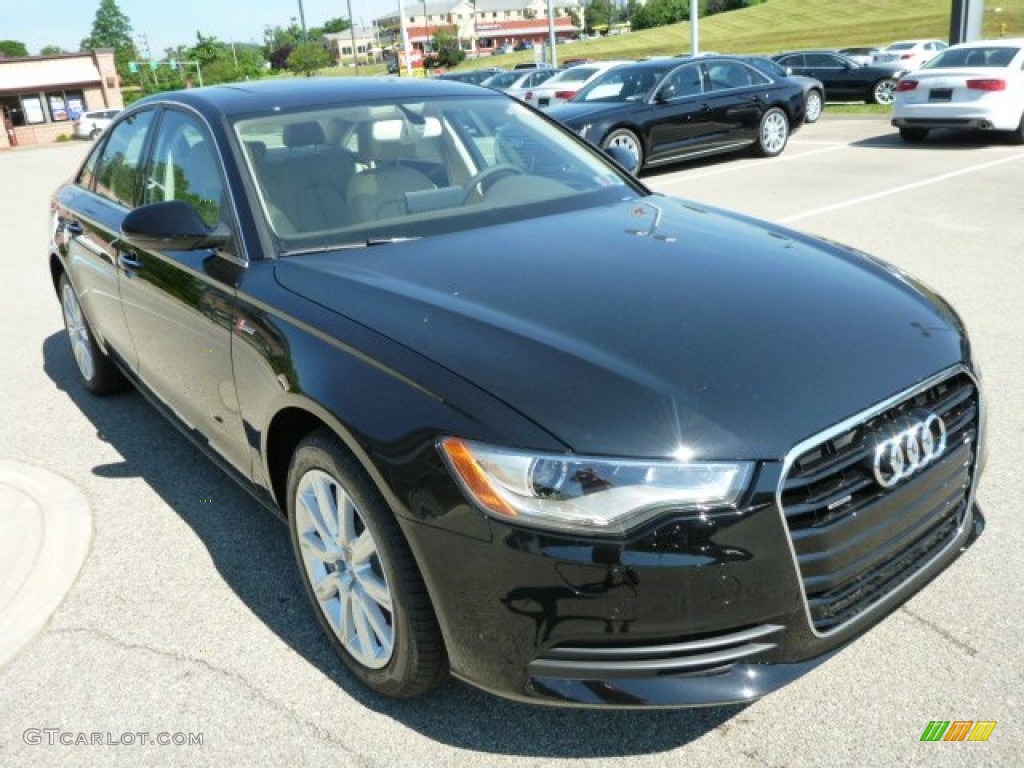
892 38 1024 143
873 39 947 70
481 69 557 102
73 109 120 140
526 61 632 109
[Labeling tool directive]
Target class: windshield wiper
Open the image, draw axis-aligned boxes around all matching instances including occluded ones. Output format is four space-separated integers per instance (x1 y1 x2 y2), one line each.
282 237 421 257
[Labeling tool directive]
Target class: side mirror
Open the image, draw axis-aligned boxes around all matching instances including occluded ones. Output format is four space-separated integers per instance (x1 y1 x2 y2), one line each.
784 66 794 76
656 83 677 102
121 200 230 251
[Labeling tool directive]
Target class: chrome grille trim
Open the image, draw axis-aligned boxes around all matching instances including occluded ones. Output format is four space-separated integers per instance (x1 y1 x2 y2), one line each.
776 365 983 638
532 624 783 679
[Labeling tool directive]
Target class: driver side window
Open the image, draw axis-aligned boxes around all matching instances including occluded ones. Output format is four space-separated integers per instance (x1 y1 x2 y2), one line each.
665 64 704 98
144 111 226 229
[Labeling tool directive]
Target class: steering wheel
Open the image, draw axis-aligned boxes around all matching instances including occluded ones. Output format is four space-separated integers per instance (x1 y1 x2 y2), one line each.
461 164 525 204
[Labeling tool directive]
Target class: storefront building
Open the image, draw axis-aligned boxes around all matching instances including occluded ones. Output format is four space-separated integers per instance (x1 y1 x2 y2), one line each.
375 0 582 55
1 49 122 149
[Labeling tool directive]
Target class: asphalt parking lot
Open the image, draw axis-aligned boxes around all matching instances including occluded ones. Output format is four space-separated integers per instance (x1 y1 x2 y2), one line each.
1 117 1020 766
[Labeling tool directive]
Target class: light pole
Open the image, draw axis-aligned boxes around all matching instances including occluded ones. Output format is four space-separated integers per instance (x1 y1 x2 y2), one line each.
346 0 361 74
422 0 430 54
297 0 309 41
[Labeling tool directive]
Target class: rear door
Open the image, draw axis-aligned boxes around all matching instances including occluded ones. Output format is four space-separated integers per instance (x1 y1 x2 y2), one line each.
56 109 157 371
701 60 771 148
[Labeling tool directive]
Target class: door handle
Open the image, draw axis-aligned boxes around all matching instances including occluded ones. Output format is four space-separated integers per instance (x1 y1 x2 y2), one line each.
117 253 142 271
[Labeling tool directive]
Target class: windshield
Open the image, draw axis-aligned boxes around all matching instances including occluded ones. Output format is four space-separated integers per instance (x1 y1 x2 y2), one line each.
924 46 1019 69
573 65 672 102
234 94 638 252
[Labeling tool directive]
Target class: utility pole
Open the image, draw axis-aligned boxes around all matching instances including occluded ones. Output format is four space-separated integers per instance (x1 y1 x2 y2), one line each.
297 0 309 41
346 0 361 75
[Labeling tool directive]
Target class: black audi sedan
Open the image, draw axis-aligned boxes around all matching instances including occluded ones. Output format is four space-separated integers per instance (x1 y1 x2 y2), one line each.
545 56 805 175
49 78 984 708
771 50 904 105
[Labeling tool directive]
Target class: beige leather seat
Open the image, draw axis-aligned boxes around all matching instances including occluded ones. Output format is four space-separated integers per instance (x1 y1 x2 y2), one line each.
259 121 355 234
347 120 435 223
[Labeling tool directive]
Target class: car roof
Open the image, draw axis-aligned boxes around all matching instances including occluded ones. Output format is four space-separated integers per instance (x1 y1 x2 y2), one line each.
945 37 1024 49
129 78 492 119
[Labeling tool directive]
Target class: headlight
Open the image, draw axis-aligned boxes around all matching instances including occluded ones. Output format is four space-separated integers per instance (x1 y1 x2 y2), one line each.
439 438 753 535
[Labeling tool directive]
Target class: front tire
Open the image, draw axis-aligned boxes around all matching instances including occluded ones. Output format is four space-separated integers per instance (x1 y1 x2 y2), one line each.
59 273 125 395
89 127 101 140
872 78 896 105
287 429 447 698
804 89 823 123
601 128 643 174
754 107 790 157
899 126 929 143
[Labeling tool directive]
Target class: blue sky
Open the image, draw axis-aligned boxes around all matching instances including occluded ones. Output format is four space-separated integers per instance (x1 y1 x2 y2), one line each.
0 0 395 56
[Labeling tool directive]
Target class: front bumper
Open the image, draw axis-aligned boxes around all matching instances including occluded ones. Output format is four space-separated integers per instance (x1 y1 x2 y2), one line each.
400 466 984 708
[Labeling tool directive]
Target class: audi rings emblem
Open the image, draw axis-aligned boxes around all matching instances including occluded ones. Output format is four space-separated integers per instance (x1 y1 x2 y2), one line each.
872 412 947 489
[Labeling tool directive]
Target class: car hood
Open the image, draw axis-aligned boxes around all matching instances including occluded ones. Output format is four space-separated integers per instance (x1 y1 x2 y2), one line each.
274 196 968 460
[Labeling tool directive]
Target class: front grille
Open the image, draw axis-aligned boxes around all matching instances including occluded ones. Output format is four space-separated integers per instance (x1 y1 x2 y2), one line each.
529 624 782 679
780 370 979 634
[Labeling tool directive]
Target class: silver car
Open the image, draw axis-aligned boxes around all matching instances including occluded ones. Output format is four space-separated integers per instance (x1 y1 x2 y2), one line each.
481 69 557 102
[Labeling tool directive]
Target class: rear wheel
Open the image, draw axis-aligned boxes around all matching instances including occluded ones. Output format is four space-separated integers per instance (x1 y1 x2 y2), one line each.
59 273 125 394
754 108 790 157
1009 112 1024 145
899 126 929 143
804 89 823 123
287 429 447 698
872 78 896 105
600 129 643 174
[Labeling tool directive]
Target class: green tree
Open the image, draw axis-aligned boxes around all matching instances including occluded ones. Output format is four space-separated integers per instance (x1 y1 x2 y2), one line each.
585 0 613 35
80 0 136 85
632 0 689 31
427 30 465 68
40 45 66 55
0 40 29 57
80 0 133 50
287 41 331 76
310 17 352 38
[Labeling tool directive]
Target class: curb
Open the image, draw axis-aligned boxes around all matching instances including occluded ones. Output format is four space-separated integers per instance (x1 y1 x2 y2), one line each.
0 461 92 668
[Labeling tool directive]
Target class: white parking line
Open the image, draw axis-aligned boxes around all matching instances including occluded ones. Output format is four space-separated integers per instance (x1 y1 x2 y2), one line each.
779 150 1024 224
653 143 850 183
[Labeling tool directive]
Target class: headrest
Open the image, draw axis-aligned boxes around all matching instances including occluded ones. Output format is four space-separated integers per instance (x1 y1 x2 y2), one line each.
283 121 326 148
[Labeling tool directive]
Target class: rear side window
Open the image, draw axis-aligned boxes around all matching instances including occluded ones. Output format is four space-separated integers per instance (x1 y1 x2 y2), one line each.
94 110 155 208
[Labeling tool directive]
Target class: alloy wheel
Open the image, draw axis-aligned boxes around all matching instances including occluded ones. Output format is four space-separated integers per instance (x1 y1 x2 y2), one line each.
294 468 395 669
760 111 789 155
61 282 95 382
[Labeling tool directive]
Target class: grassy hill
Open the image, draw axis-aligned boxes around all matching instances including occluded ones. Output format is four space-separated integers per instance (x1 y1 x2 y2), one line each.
321 0 1024 75
484 0 1024 65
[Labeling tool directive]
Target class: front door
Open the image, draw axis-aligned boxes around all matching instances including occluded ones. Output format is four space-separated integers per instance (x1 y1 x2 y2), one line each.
117 108 250 475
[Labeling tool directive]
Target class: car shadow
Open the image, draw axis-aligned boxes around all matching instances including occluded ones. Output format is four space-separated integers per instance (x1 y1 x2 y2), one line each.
851 128 1022 150
42 331 745 757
